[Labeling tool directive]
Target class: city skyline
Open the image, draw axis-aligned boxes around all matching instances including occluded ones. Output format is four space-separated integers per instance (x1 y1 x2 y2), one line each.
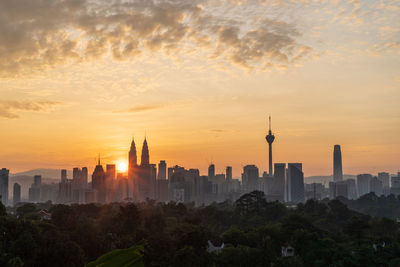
4 127 399 178
3 136 399 206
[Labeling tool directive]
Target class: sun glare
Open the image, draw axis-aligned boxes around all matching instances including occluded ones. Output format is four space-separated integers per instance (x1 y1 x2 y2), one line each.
117 161 128 173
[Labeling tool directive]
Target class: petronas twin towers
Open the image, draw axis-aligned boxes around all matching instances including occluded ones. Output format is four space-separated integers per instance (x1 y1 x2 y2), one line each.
128 137 154 201
128 137 149 168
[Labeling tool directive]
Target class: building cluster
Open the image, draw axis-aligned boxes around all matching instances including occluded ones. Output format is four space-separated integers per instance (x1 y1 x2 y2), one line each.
0 120 399 207
304 145 400 200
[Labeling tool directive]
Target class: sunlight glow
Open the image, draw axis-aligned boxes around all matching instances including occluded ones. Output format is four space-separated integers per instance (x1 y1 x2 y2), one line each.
117 161 128 173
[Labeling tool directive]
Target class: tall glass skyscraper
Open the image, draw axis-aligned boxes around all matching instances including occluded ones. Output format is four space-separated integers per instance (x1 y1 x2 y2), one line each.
333 145 343 182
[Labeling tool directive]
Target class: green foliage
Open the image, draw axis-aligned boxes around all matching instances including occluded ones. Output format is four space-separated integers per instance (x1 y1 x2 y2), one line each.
0 201 6 216
2 197 400 266
86 245 144 267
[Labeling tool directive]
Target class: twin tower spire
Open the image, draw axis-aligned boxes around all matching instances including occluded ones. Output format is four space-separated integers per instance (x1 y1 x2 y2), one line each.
129 137 149 167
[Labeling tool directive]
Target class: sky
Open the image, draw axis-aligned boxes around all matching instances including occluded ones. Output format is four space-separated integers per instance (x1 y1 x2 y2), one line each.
0 0 399 177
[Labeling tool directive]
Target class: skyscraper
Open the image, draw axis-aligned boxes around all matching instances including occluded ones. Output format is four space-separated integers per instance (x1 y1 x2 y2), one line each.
226 166 232 181
357 174 372 197
129 138 138 168
265 116 275 176
333 145 343 182
82 167 88 188
378 172 390 188
158 160 167 180
208 164 215 179
271 163 285 201
29 175 41 202
61 169 67 183
0 168 9 205
141 138 149 166
370 177 383 196
242 165 259 192
92 157 106 203
106 164 116 180
286 163 304 203
13 183 21 206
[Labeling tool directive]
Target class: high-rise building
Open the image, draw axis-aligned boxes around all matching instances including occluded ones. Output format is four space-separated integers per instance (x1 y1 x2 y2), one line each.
158 160 167 180
92 158 106 203
0 168 9 206
106 164 116 180
82 167 88 188
390 174 400 196
333 145 343 182
345 179 357 199
128 138 138 199
208 164 215 179
226 166 232 181
129 138 138 167
378 172 390 188
29 175 42 202
271 163 285 201
141 138 149 166
242 165 259 193
34 175 41 187
134 139 155 201
61 169 67 183
336 181 349 198
329 182 336 199
59 169 72 204
370 177 383 196
286 163 304 203
73 168 81 183
265 116 275 176
13 183 21 206
357 174 372 197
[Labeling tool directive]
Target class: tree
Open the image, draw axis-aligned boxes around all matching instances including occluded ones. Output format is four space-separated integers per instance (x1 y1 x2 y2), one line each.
86 245 144 267
235 191 267 215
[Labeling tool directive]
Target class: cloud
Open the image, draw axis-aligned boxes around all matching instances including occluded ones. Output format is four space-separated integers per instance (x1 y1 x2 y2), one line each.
0 0 313 77
115 104 165 113
0 100 61 118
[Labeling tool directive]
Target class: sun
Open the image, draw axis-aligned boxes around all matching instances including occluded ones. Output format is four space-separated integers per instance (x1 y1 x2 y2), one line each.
117 161 128 173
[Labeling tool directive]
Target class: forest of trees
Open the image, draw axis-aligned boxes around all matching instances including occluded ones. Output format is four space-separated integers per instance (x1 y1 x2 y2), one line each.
1 191 400 266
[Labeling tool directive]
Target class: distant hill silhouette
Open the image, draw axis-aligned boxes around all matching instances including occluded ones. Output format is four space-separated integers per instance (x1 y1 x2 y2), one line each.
11 168 72 179
305 174 357 185
8 169 72 200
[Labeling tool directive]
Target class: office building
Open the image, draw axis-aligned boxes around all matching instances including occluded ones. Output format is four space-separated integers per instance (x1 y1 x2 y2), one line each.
13 183 21 206
29 175 42 202
390 174 400 196
242 165 259 193
378 172 390 195
92 158 106 203
370 177 383 196
208 164 215 179
269 163 285 201
61 169 67 183
357 174 372 197
226 166 232 181
333 145 343 182
336 181 348 198
0 168 9 205
158 160 167 180
286 163 304 203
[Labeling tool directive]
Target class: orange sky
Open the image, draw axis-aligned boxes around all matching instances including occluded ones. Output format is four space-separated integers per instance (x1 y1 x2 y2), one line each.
0 0 399 177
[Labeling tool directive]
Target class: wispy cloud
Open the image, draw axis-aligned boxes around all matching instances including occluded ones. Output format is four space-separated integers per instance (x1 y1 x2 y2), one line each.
0 100 61 119
0 0 397 77
115 104 165 113
0 0 313 77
